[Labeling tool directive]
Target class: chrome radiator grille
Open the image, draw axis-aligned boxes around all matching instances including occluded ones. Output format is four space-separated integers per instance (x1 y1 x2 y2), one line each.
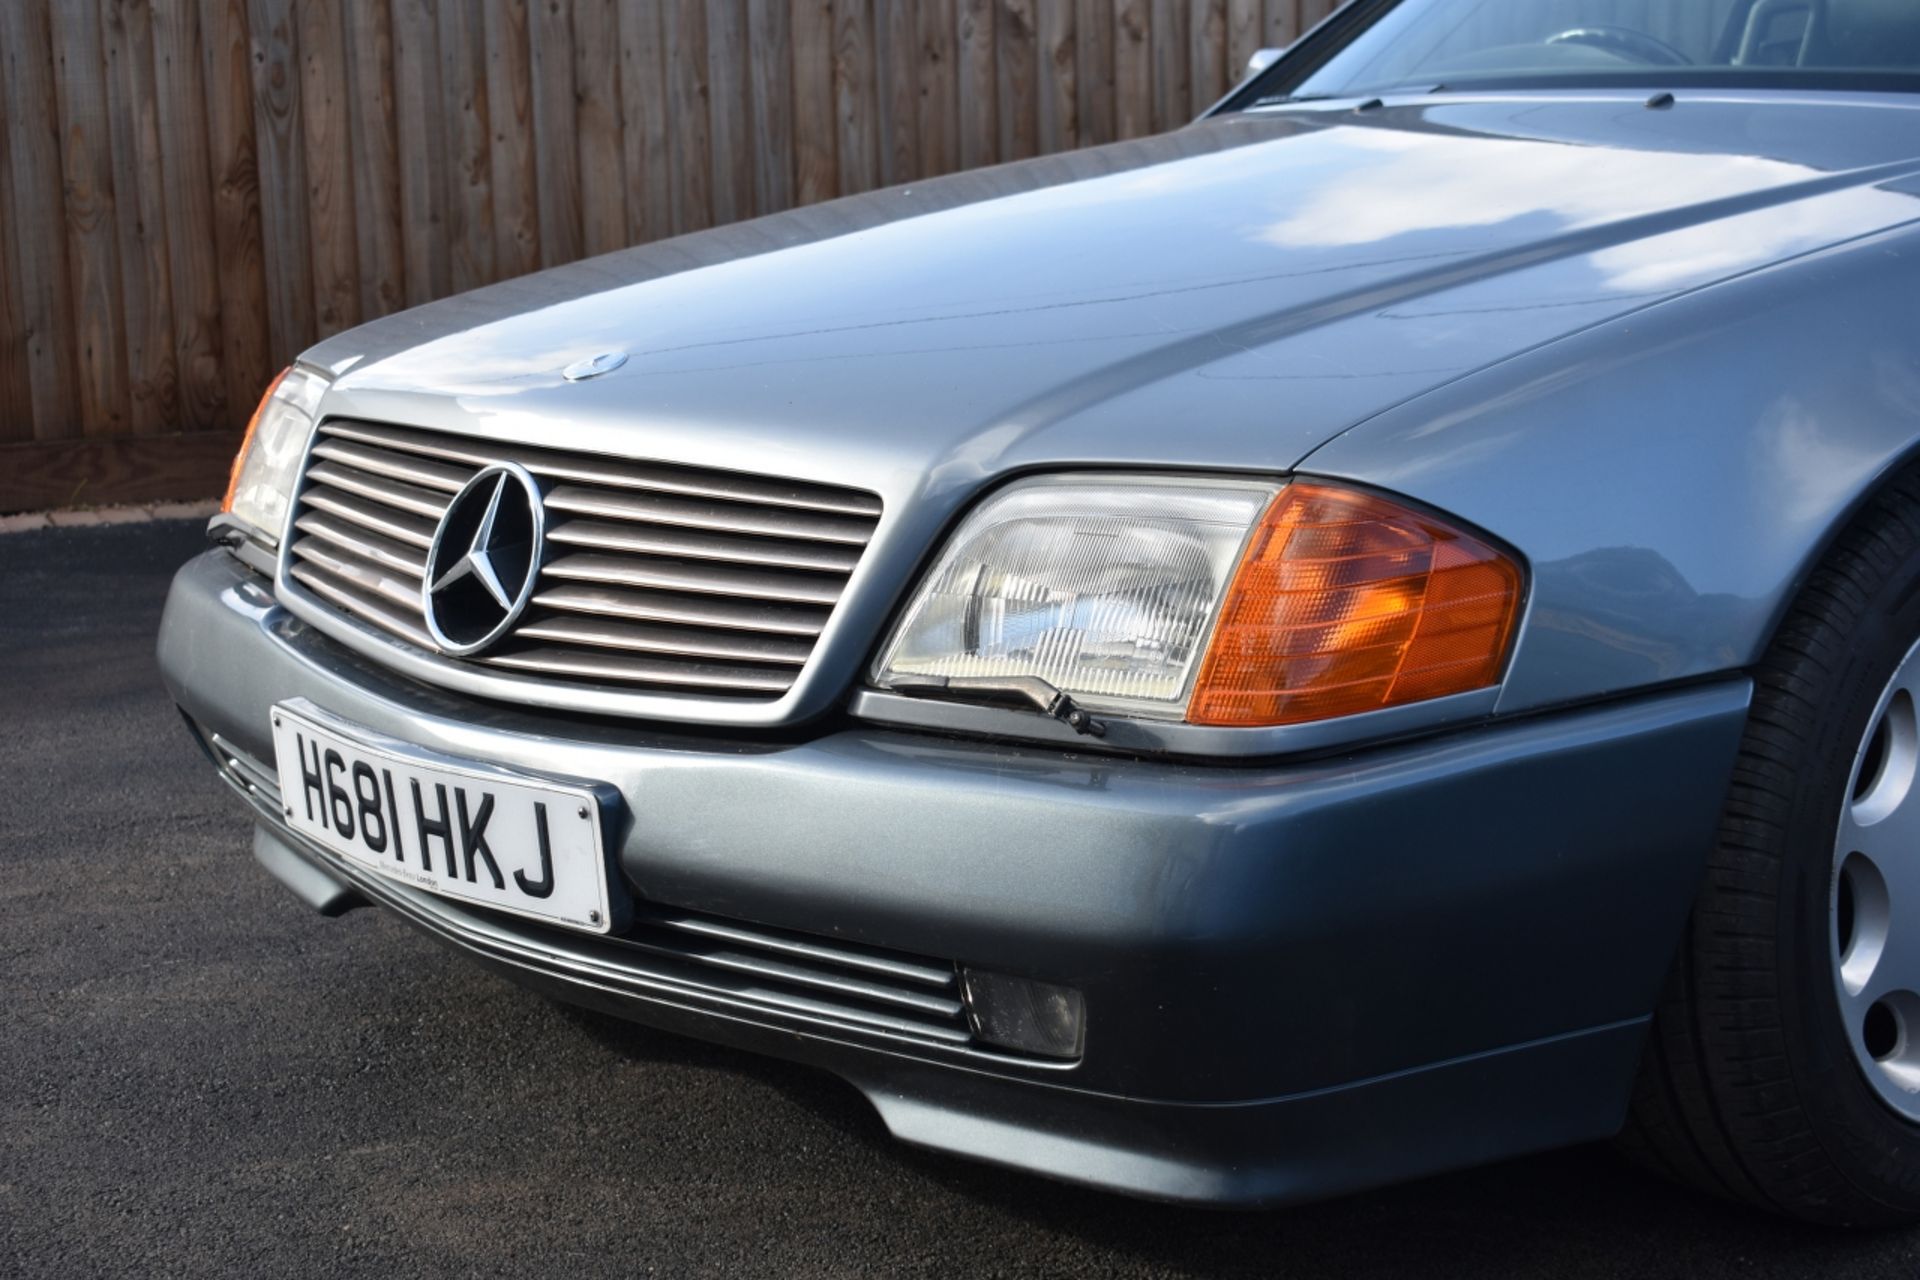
284 420 882 700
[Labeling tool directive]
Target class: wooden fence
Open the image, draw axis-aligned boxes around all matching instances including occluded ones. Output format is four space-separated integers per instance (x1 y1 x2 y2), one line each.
0 0 1340 512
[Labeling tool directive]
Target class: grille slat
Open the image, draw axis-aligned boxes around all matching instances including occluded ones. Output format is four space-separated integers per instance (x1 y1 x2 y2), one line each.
209 733 282 803
292 536 425 613
301 488 440 549
543 552 845 607
306 460 455 521
546 516 863 574
603 965 971 1043
610 935 966 1019
487 645 800 693
294 513 429 579
531 583 830 638
320 419 884 517
292 563 438 648
310 438 475 493
545 484 877 546
637 906 959 989
286 420 879 704
515 615 814 665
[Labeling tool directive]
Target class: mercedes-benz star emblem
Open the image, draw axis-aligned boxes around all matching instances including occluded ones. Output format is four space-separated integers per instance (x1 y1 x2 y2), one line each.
422 463 544 656
562 351 628 381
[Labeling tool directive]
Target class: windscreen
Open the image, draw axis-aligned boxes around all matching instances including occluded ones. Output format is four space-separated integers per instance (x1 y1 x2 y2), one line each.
1283 0 1920 99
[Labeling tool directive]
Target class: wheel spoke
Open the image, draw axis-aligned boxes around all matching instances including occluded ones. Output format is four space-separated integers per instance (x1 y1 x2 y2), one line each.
1837 804 1920 997
1854 909 1920 1009
1848 688 1919 831
1845 805 1920 916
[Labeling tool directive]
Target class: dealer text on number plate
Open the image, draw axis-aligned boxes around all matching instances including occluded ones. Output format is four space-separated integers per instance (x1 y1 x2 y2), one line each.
269 702 612 933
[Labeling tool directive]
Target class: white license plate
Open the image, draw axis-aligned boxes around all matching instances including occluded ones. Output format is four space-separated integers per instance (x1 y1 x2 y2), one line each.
269 701 613 934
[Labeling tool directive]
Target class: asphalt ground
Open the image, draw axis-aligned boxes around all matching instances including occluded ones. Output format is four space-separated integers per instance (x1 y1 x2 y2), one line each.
6 519 1920 1279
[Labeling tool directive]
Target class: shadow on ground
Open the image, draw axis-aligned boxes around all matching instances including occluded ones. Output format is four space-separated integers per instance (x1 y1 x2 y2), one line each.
561 1005 1895 1279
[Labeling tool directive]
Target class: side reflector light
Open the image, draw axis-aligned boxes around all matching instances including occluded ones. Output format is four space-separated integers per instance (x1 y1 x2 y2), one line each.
1188 484 1523 727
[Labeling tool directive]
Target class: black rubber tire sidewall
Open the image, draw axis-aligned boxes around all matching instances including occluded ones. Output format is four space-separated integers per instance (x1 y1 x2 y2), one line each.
1755 506 1920 1218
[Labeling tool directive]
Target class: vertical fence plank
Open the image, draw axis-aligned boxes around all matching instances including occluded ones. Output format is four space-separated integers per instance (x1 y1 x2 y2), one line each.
1262 0 1299 48
792 0 837 204
996 0 1037 161
1226 0 1261 74
572 0 626 256
200 0 271 414
833 0 877 195
0 248 29 438
299 0 361 337
246 0 315 366
746 0 794 213
617 0 671 243
1036 0 1075 152
437 0 496 293
1150 0 1189 132
1115 0 1151 139
49 0 132 436
0 9 37 439
1074 0 1114 146
914 0 957 177
391 0 450 304
1 0 81 440
344 0 404 319
484 0 541 277
706 0 753 224
102 0 178 434
956 0 994 168
664 0 713 232
874 0 916 185
529 0 582 266
1190 0 1226 112
150 0 227 429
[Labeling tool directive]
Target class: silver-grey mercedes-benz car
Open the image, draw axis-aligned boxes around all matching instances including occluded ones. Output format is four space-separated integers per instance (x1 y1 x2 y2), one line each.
159 0 1920 1224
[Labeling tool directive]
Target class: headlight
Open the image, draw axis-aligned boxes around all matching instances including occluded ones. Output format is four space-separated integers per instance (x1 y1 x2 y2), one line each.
221 366 328 543
873 475 1523 728
875 476 1281 719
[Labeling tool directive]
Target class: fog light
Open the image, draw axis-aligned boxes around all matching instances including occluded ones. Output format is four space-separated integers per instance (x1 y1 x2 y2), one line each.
960 969 1086 1059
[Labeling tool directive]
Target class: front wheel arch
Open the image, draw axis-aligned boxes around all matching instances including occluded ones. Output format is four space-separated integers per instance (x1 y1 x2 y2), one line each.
1619 452 1920 1226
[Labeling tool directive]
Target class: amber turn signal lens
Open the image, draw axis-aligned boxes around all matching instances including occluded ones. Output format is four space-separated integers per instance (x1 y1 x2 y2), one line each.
1188 484 1523 727
221 367 290 514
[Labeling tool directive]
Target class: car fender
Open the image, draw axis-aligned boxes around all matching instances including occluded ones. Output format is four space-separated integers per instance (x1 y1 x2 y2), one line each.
1298 214 1920 715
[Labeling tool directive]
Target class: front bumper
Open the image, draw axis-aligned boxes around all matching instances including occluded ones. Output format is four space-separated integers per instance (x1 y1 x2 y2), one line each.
161 549 1752 1205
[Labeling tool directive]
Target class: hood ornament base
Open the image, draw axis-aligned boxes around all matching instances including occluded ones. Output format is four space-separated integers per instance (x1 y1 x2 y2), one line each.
562 351 629 381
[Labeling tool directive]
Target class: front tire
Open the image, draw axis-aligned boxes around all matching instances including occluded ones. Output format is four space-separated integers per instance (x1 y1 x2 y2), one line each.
1624 469 1920 1226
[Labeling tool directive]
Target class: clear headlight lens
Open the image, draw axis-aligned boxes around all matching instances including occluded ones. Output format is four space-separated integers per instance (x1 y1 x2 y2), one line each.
873 476 1281 718
221 365 328 543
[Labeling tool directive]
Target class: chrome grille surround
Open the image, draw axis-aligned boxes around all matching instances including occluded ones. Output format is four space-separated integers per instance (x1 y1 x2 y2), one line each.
275 419 883 718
